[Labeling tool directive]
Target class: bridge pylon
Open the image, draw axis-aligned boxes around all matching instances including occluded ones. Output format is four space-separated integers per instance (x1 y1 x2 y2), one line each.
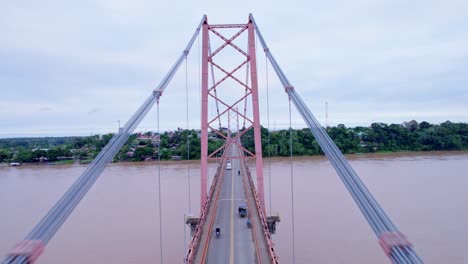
199 17 266 214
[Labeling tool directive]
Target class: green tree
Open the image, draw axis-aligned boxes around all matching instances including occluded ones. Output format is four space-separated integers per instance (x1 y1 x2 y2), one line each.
0 149 13 162
47 147 70 161
15 150 33 163
32 149 48 160
419 121 432 130
133 146 155 161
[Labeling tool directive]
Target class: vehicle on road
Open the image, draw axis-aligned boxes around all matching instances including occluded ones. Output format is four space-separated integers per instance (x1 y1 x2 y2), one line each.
226 163 232 170
215 226 221 239
238 203 247 217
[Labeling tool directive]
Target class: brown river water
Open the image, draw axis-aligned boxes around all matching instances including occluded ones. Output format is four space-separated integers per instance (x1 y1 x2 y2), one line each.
1 152 467 264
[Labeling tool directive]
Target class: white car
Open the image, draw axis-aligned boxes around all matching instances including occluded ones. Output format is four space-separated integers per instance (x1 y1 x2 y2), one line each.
226 163 232 170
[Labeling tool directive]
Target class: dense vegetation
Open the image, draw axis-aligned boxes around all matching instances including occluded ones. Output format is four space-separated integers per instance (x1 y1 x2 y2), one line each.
1 121 467 164
0 129 222 163
242 120 468 156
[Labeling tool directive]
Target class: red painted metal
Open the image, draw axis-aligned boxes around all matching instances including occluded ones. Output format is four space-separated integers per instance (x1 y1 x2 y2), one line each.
201 17 265 213
207 93 254 125
7 240 44 264
185 159 226 263
200 18 209 210
200 18 255 212
210 60 250 90
198 16 268 254
239 152 263 264
207 124 255 159
248 21 266 215
379 231 413 257
209 27 249 57
208 44 222 129
209 139 256 159
198 157 228 263
209 24 247 29
240 148 280 263
208 156 256 160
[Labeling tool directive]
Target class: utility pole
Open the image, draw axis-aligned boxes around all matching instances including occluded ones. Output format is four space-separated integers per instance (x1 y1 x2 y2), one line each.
325 101 329 128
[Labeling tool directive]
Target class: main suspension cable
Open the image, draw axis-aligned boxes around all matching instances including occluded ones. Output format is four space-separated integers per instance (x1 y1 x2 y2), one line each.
2 15 207 264
250 13 424 264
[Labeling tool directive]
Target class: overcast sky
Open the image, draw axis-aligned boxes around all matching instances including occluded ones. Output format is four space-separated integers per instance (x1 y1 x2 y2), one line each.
1 0 467 138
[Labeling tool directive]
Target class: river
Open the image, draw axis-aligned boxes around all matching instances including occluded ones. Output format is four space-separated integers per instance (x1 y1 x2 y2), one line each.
1 152 467 263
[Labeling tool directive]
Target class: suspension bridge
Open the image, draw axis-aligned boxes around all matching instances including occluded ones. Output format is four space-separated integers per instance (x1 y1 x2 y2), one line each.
3 14 424 264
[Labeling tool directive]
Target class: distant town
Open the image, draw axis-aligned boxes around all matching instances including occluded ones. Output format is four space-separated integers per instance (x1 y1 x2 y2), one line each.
0 120 467 166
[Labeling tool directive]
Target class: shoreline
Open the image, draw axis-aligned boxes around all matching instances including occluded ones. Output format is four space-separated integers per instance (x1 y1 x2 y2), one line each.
2 150 467 167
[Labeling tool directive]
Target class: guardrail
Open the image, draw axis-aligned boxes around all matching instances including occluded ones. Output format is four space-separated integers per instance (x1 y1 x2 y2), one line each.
185 157 227 263
242 159 280 263
240 159 264 263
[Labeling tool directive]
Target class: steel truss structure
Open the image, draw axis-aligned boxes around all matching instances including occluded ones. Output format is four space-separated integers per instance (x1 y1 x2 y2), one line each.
200 18 265 212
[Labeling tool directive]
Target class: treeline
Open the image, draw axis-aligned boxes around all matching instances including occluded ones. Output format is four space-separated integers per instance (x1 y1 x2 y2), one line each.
1 121 467 163
241 121 468 156
0 130 224 163
0 137 77 149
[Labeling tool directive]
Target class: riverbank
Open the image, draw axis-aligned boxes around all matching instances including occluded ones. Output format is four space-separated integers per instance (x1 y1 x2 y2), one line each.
2 149 467 167
2 122 467 165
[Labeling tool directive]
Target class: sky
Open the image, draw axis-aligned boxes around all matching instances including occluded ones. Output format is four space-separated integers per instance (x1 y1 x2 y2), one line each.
1 0 467 138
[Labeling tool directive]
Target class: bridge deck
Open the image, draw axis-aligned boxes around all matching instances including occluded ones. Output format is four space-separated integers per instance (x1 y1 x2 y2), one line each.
192 144 271 263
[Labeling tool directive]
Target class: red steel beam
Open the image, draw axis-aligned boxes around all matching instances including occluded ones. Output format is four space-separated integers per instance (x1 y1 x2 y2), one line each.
248 20 266 215
200 19 209 210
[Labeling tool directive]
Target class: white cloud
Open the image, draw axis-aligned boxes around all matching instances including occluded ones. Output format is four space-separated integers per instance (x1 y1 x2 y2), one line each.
1 0 468 137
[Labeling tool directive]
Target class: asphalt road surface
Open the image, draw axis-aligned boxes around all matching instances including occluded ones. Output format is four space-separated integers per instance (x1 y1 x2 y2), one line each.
205 145 256 264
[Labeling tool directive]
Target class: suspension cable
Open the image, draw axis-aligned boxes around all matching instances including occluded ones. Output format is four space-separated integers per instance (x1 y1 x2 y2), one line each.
289 96 296 264
185 55 191 214
266 51 272 214
198 31 201 120
157 100 163 264
208 37 222 129
243 52 250 129
2 16 207 264
250 13 423 264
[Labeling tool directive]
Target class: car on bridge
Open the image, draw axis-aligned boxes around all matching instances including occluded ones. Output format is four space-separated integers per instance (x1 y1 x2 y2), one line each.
238 203 247 217
226 163 232 170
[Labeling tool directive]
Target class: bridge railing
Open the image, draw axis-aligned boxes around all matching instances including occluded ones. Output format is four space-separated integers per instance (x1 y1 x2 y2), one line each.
185 158 226 263
242 159 279 264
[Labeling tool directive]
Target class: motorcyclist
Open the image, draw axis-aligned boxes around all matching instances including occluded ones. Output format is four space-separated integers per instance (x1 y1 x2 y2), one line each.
238 170 240 176
246 218 251 228
215 226 221 238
